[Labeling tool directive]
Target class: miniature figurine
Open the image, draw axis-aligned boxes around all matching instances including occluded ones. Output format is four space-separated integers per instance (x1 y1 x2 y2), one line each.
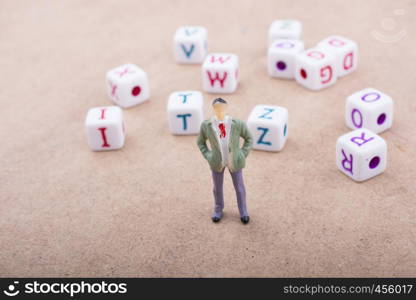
197 98 253 224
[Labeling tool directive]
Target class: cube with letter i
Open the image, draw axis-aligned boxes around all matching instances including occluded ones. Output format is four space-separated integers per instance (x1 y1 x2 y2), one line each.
268 39 304 79
295 48 337 91
247 105 288 152
202 53 239 94
345 88 393 134
268 19 302 45
173 26 208 64
106 63 150 108
167 91 204 135
85 106 125 151
336 128 387 182
317 35 358 77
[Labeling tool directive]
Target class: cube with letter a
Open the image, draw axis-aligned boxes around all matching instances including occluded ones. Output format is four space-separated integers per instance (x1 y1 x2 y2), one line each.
336 128 387 182
202 53 239 94
85 106 125 151
247 105 288 152
167 91 204 135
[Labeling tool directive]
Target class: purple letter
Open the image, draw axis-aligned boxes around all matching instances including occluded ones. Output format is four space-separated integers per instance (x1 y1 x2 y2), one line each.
361 92 380 103
341 149 353 175
276 42 295 49
350 132 374 147
351 108 362 128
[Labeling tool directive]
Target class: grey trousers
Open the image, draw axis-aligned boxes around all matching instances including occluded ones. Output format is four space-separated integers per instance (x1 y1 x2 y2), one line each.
212 168 248 217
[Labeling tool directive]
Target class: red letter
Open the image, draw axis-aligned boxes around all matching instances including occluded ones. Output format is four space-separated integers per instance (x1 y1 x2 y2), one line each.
206 71 228 88
320 66 332 84
98 127 110 147
100 108 107 120
343 52 353 70
210 55 231 64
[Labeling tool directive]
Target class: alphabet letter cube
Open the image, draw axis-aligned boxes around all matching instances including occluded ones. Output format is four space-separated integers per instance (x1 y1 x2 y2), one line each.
106 63 150 108
202 53 239 94
173 26 208 64
85 106 125 151
247 105 288 152
317 35 358 77
345 88 393 134
268 19 302 45
295 48 337 91
336 128 387 182
167 91 204 135
268 39 304 79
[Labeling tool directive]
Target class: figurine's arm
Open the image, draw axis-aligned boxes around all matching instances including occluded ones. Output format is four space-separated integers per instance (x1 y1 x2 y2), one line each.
197 123 210 160
240 121 253 157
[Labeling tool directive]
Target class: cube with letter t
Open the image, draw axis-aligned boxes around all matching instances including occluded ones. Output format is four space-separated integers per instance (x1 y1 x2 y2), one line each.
167 91 204 135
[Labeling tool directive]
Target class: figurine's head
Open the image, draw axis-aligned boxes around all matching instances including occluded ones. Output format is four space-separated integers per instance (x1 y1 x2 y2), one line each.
212 98 228 120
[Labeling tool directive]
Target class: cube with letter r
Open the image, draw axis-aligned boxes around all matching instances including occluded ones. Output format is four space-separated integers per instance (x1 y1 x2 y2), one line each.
336 128 387 182
247 105 288 152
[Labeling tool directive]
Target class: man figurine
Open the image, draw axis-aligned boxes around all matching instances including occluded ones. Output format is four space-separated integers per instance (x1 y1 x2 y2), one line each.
197 98 253 224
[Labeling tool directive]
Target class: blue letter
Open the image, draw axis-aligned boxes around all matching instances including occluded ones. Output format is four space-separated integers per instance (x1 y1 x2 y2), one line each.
257 127 272 145
259 108 274 119
184 28 198 36
178 93 192 103
177 113 192 130
180 44 195 58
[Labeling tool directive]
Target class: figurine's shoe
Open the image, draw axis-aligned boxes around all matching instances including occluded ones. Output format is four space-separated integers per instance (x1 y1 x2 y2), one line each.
240 216 250 224
212 212 223 223
212 216 221 223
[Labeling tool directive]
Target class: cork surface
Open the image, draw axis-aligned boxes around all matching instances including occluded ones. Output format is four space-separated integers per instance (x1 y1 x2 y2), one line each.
1 0 415 277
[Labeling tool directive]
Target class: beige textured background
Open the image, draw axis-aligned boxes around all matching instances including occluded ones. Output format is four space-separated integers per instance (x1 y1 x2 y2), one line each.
1 0 415 277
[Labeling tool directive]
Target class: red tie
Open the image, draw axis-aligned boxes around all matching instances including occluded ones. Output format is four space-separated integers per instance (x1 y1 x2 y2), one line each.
219 123 226 138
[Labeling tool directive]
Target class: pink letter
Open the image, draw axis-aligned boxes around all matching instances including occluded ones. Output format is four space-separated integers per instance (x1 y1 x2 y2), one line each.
343 52 353 70
320 66 333 84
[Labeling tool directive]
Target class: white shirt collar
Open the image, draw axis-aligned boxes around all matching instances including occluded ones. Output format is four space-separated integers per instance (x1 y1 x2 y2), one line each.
212 115 231 124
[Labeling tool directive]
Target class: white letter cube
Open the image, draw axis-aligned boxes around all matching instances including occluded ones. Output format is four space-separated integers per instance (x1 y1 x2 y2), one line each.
268 39 304 79
317 35 358 77
336 128 387 182
345 88 393 134
173 26 208 64
167 91 204 135
268 19 302 45
85 106 125 151
202 53 239 94
295 48 337 91
247 105 288 152
106 63 150 108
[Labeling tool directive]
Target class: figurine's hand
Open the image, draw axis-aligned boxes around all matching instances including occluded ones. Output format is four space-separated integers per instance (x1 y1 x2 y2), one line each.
205 151 213 161
240 148 249 158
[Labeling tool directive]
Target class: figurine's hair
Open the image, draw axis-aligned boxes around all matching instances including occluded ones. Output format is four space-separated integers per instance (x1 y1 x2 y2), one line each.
212 98 227 105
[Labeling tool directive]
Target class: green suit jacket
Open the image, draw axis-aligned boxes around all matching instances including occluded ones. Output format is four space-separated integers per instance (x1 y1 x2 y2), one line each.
197 118 253 172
